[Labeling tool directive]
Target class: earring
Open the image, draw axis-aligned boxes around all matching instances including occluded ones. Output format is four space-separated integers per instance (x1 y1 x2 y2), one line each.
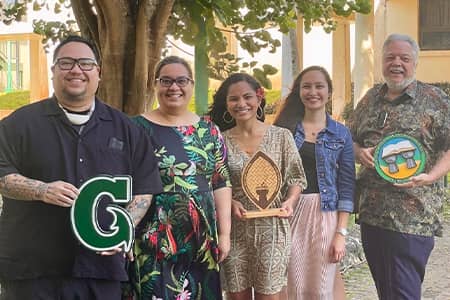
257 106 264 119
223 111 234 124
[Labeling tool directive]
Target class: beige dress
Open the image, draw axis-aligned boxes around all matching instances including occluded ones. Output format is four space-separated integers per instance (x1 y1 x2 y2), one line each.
220 125 306 295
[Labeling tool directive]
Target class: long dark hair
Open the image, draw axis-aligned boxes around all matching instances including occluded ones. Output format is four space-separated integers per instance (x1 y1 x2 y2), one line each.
273 65 332 133
209 73 266 131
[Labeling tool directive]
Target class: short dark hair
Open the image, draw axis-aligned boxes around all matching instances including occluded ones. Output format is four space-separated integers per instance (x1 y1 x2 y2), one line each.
53 35 100 64
209 73 266 131
154 56 193 79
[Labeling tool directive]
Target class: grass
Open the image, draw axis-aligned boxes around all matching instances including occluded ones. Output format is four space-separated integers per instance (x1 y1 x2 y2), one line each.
0 90 30 109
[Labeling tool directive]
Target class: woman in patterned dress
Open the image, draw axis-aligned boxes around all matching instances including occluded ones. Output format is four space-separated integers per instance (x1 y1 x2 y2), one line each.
128 56 232 300
274 66 355 299
209 73 306 300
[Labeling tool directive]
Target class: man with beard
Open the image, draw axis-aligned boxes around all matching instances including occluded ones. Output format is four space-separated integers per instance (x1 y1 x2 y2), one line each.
348 33 450 300
0 36 162 299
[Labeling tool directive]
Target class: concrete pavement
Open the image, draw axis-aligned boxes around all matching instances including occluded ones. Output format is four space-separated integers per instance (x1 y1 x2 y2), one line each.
344 211 450 300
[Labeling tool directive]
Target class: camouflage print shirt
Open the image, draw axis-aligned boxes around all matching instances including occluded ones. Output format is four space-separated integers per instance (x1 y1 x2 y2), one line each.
348 80 450 237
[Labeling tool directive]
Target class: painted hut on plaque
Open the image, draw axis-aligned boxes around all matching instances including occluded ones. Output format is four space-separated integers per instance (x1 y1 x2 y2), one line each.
374 134 426 183
241 151 284 218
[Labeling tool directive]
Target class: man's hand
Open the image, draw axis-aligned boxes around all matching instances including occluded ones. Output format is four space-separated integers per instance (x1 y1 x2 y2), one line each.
0 173 78 206
39 181 79 207
397 150 450 189
354 144 375 168
394 173 434 188
98 247 134 261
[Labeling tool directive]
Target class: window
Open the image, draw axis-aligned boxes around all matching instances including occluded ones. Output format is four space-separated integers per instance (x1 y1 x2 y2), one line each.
419 0 450 50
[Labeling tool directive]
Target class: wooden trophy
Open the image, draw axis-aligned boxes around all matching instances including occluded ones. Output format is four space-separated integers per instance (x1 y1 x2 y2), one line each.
241 151 285 218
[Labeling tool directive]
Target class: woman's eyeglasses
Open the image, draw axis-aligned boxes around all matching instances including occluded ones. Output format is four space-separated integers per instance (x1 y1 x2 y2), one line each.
54 57 98 71
156 76 194 87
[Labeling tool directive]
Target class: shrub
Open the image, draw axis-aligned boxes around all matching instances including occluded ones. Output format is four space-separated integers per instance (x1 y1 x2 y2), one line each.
264 89 281 115
429 82 450 97
0 90 30 110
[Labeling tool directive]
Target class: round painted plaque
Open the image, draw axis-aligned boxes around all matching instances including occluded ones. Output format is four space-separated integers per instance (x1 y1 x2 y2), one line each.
374 134 426 183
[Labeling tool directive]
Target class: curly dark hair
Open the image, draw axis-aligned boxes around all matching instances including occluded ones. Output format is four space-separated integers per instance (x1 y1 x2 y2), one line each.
208 73 266 131
273 65 332 133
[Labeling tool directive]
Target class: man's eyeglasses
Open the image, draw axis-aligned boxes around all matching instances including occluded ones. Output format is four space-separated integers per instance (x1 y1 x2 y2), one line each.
376 111 388 129
156 76 193 87
53 57 98 71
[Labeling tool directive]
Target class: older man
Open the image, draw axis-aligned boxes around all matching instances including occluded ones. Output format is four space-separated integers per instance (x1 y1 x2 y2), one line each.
0 36 162 300
348 33 450 300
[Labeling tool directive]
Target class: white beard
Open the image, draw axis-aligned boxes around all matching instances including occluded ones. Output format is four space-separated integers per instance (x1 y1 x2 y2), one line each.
385 76 415 93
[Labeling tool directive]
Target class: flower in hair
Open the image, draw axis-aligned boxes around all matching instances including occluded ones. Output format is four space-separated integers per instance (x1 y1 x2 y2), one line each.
256 87 265 98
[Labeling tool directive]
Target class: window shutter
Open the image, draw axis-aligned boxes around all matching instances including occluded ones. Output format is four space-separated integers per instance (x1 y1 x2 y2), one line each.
419 0 450 50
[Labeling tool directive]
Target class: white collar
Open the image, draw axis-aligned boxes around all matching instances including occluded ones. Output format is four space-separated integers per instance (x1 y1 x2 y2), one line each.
59 101 95 125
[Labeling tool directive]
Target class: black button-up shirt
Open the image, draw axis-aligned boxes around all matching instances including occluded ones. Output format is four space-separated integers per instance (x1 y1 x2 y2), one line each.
0 97 162 280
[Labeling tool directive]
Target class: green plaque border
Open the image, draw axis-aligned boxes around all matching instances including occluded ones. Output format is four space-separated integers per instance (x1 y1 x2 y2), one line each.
374 134 426 184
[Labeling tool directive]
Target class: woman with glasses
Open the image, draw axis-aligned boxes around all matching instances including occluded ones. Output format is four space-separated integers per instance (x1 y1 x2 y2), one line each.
209 73 306 300
126 56 232 299
273 66 355 299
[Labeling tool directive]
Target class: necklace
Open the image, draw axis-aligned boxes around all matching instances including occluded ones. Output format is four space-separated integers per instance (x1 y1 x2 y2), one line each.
302 121 325 141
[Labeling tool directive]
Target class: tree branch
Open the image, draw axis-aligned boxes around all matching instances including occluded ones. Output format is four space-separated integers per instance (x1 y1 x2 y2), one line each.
146 0 175 110
70 0 99 52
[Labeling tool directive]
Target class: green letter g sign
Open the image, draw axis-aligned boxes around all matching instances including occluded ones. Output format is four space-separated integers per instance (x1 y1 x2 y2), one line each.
71 176 134 252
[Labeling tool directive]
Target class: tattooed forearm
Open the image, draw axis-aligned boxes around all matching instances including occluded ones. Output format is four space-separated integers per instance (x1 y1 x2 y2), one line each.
35 183 49 200
0 173 47 201
127 194 153 226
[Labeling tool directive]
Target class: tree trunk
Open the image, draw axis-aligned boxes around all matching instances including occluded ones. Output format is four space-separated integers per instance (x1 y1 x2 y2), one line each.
70 0 174 115
194 15 208 116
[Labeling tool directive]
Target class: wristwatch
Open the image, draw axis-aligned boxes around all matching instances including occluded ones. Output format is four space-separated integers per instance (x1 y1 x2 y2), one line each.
336 228 348 237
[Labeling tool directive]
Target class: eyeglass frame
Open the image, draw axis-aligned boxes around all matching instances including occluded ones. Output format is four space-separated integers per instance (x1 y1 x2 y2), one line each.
53 57 99 71
156 76 194 87
376 111 389 129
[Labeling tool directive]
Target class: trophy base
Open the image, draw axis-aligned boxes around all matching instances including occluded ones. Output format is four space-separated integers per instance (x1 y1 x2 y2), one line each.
243 208 287 219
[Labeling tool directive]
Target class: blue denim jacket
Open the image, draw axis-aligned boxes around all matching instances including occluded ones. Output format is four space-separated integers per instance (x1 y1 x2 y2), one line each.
294 114 355 212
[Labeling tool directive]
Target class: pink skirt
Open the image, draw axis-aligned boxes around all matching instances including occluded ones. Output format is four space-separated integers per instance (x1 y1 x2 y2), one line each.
288 193 338 300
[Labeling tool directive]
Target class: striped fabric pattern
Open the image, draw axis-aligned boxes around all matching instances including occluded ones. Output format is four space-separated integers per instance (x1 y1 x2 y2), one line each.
288 193 338 300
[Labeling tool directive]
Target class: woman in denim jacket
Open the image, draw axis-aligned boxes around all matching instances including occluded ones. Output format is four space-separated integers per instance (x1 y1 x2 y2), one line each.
274 66 355 300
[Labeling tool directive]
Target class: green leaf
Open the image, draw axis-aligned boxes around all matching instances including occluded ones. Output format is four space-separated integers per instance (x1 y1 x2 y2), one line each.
174 176 198 190
54 3 61 14
262 64 278 75
33 1 41 11
185 145 208 159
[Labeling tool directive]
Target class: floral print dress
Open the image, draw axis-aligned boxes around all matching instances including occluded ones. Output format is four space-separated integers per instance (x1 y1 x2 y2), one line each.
128 116 231 300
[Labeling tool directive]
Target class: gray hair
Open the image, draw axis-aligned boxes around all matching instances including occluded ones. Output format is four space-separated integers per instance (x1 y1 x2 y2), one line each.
382 34 419 62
